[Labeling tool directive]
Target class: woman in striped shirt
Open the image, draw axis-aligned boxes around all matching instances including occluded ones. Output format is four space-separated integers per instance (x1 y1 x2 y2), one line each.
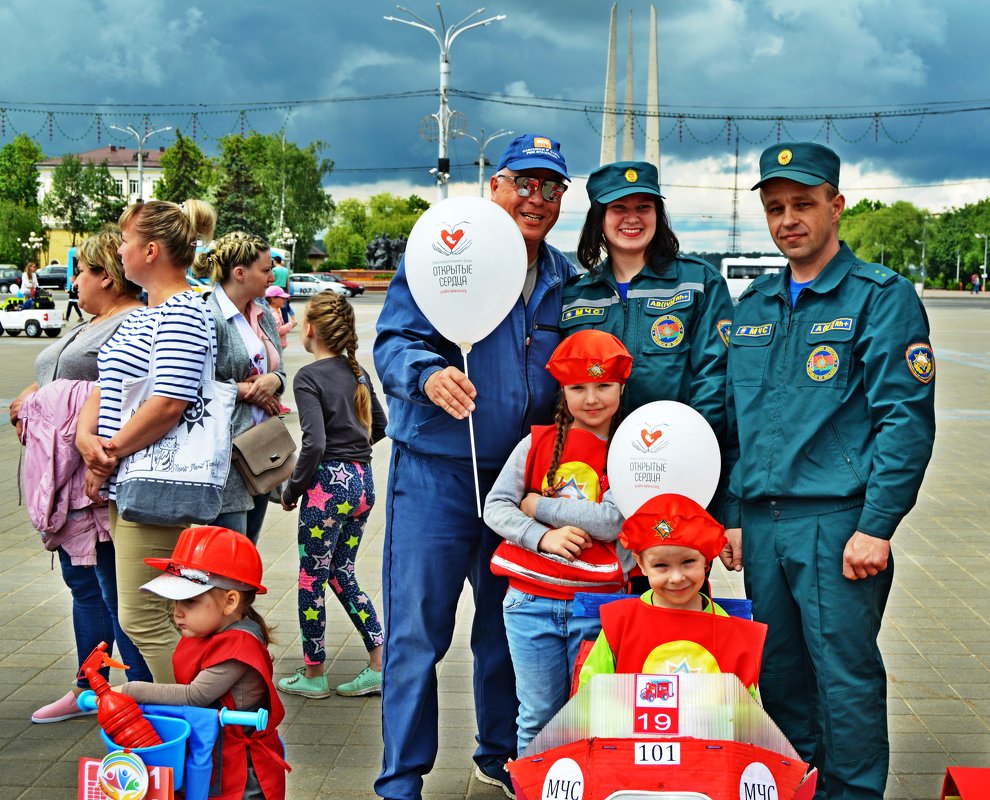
77 199 217 682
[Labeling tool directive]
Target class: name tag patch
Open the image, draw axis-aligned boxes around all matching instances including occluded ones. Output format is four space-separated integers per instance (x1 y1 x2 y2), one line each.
646 291 692 312
651 315 685 348
810 317 853 335
735 323 773 338
562 306 605 322
807 346 840 382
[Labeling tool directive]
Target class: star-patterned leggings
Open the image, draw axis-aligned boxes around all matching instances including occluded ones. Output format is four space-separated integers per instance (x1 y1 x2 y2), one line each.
296 460 384 665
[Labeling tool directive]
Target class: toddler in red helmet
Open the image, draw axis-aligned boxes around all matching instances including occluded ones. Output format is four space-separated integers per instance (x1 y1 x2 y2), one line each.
577 494 766 697
119 526 289 799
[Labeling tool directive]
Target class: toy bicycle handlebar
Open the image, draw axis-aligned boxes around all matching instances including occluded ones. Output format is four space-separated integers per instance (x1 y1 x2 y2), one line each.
77 690 268 731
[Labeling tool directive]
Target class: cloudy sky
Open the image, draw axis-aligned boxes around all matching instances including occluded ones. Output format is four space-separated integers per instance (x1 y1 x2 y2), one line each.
2 0 988 253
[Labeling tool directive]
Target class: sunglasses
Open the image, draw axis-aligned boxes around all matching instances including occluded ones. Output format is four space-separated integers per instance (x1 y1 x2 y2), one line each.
495 174 568 203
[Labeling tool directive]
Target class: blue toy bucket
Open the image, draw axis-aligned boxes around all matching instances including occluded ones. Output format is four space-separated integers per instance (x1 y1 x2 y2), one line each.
100 714 191 788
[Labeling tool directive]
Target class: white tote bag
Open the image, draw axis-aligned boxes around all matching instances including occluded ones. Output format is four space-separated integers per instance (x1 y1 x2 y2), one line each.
114 311 237 526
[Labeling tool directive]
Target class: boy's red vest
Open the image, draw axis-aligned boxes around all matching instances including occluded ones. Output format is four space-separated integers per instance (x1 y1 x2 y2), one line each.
490 425 623 600
600 597 767 689
173 627 289 800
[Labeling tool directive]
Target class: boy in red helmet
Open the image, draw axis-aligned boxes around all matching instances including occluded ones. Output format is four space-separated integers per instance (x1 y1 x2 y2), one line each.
119 526 289 799
577 495 766 696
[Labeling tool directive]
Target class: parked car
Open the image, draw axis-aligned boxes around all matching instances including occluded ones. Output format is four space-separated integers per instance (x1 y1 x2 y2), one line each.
309 272 365 297
35 264 68 289
289 274 349 297
0 267 20 293
186 275 212 297
0 296 63 337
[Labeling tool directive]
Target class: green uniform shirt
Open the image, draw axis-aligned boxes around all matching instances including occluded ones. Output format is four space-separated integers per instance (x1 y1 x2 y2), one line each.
560 256 734 439
724 242 936 538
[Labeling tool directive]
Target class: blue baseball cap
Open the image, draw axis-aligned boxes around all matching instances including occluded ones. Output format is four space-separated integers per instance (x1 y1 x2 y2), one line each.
496 134 569 180
587 161 664 205
752 142 840 190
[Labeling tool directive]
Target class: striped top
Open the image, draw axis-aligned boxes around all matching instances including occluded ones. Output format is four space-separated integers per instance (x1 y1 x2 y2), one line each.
97 291 216 495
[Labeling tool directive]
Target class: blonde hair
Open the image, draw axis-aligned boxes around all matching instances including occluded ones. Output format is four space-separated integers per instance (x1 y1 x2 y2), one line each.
118 199 216 268
192 231 270 284
77 224 141 296
304 291 372 435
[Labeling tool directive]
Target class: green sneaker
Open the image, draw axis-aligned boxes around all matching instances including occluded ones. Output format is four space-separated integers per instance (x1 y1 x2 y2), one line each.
277 668 330 699
335 666 382 697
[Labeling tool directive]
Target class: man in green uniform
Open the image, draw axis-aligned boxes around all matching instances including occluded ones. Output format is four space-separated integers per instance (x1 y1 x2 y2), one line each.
723 142 935 799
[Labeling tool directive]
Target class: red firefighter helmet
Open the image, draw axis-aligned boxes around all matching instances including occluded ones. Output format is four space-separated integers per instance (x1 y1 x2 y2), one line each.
143 526 267 599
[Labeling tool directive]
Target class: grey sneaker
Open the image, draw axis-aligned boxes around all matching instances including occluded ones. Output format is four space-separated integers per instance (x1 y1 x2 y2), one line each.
335 666 382 697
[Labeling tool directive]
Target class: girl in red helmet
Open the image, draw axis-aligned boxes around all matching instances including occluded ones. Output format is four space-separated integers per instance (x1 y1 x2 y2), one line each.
119 525 289 799
484 329 630 757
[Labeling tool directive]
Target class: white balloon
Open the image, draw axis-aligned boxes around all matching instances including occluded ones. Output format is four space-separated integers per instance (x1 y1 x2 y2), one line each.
404 196 527 347
606 400 721 518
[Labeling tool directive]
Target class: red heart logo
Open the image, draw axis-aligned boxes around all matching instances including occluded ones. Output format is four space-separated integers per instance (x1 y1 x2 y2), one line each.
640 427 662 448
441 229 464 251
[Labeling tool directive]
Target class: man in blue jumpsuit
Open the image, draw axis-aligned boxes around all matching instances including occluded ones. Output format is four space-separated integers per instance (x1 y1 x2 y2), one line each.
373 134 575 800
722 142 936 799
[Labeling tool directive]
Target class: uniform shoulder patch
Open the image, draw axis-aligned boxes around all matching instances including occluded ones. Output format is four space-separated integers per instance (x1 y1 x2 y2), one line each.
905 343 935 384
852 263 897 286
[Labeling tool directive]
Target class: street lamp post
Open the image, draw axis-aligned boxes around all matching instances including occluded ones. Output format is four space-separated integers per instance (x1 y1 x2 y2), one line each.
456 128 512 196
976 233 988 290
19 230 44 266
385 4 506 201
280 227 297 272
109 124 173 201
873 241 885 267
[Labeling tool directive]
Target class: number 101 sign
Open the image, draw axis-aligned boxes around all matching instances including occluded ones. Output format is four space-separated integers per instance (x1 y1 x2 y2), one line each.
633 674 679 735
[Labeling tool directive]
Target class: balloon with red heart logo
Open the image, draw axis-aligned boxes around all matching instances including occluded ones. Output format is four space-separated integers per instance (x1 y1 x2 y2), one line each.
404 196 526 347
606 400 721 517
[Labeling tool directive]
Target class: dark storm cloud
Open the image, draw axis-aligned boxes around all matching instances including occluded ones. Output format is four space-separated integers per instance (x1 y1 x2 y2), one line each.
1 0 986 191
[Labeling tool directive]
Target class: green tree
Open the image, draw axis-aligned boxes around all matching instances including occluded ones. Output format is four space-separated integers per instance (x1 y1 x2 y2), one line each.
367 192 429 238
155 129 210 202
0 134 44 208
333 198 369 237
0 202 45 265
324 227 367 269
842 198 884 219
839 200 928 277
213 136 265 237
84 160 125 229
42 155 90 244
231 132 334 251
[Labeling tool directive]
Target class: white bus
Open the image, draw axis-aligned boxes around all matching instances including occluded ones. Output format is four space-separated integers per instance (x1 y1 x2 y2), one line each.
720 255 787 303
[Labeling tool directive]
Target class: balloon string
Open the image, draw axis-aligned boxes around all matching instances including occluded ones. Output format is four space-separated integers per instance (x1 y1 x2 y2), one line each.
462 345 483 517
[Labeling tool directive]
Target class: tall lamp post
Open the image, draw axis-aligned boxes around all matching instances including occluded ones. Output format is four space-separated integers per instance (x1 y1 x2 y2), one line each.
280 227 297 272
385 4 506 201
873 241 885 267
109 124 172 201
977 233 988 291
457 128 512 196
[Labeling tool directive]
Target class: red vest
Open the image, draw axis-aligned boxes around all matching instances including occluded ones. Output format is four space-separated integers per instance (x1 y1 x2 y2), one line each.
173 627 289 800
491 425 623 600
600 597 767 690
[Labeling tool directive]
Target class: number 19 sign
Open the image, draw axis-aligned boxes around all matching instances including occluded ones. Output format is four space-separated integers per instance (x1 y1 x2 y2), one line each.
633 674 680 735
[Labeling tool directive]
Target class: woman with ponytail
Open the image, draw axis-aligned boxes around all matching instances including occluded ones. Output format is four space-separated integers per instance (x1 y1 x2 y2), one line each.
277 291 388 699
192 231 285 542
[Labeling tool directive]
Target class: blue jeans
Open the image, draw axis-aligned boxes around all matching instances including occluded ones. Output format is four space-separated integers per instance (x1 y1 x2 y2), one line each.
60 541 152 687
212 493 269 544
502 588 602 755
376 446 516 800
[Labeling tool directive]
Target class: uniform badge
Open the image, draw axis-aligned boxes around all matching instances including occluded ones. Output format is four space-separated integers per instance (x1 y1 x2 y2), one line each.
905 343 935 384
625 168 638 183
778 148 793 166
807 346 839 382
717 319 731 347
654 519 673 539
587 362 605 379
651 315 685 348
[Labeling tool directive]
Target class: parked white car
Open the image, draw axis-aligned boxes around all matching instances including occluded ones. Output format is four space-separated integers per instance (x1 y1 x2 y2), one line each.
0 306 63 337
289 274 349 297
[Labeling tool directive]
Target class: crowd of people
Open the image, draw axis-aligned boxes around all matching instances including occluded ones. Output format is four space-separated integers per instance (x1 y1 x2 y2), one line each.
8 134 937 800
